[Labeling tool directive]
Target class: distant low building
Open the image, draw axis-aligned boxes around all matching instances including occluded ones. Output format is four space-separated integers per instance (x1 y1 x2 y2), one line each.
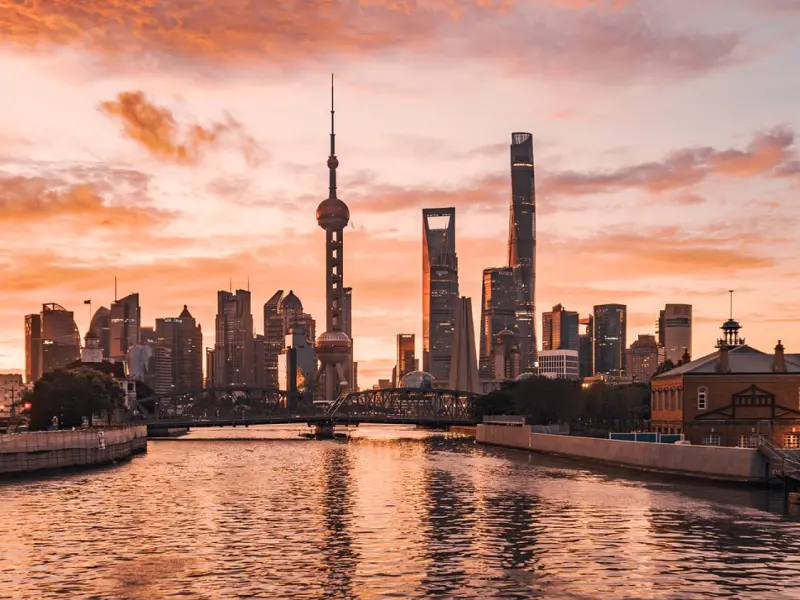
538 350 580 380
626 334 665 382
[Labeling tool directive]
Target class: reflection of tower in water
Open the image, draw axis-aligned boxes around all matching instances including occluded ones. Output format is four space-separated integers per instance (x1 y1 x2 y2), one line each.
314 75 352 401
318 447 358 598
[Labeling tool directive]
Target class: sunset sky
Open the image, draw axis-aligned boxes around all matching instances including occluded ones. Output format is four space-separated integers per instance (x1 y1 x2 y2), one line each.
2 0 799 386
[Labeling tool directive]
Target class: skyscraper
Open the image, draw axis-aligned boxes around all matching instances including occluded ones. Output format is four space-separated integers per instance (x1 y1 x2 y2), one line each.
507 132 537 372
478 267 515 378
263 290 284 388
578 316 593 378
342 287 356 392
213 289 255 386
396 334 416 382
314 76 352 401
24 313 41 384
26 304 81 381
89 306 111 359
110 293 141 361
154 305 204 393
448 297 480 393
541 304 579 352
626 334 664 382
657 304 692 364
593 304 627 376
422 207 459 384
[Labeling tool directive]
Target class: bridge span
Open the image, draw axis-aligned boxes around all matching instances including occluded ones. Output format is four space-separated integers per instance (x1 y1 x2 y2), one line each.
136 385 479 432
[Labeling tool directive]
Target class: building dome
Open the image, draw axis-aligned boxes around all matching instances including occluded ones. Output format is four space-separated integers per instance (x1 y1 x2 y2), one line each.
514 372 536 382
316 330 351 364
496 328 515 343
316 197 350 230
279 290 303 313
399 370 435 390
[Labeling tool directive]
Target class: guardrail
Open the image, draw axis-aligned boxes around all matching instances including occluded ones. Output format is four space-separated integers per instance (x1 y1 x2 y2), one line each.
483 415 526 426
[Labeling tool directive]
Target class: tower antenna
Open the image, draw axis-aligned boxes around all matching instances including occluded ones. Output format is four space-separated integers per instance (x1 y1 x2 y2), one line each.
729 289 734 320
230 277 233 293
114 277 117 302
328 73 338 200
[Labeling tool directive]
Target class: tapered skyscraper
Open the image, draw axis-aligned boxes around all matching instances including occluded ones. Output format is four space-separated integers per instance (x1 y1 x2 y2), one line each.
422 208 459 384
507 132 537 371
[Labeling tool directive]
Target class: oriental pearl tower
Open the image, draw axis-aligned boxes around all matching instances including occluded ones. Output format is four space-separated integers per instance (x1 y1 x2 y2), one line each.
314 75 352 402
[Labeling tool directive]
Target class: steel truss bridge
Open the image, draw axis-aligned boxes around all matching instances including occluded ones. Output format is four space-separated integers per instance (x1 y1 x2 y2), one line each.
136 385 478 429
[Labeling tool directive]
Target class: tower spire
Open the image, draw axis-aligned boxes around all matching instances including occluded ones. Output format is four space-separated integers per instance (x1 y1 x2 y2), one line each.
328 73 338 200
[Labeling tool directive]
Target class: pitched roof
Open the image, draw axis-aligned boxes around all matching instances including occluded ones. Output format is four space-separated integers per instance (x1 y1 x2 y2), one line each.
178 304 193 319
653 344 800 379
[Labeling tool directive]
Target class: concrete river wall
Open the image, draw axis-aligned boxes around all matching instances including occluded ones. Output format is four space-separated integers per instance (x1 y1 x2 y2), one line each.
0 425 147 476
477 424 769 483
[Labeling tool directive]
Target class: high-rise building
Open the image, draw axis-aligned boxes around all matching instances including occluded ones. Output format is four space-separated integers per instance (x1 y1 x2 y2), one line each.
478 267 515 378
657 304 692 364
593 304 627 376
341 287 356 393
110 293 141 361
578 316 593 379
396 334 416 382
24 313 42 384
154 305 204 393
422 207 459 383
626 334 664 382
213 289 255 386
491 328 521 380
26 304 81 381
278 328 316 404
448 297 480 393
264 289 317 390
314 77 353 401
507 132 537 372
89 306 111 359
541 304 579 352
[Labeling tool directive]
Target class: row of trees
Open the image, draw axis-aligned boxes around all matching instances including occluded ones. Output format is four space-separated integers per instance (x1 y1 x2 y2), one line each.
473 376 651 436
25 368 124 431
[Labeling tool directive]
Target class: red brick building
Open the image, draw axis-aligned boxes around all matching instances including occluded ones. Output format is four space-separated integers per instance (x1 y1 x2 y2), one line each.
651 319 800 448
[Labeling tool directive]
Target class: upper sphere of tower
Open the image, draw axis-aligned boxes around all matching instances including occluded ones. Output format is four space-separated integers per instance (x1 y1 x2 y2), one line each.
327 156 339 169
316 197 350 230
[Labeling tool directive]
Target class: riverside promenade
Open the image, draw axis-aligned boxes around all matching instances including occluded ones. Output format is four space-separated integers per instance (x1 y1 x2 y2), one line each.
0 425 147 476
477 423 771 484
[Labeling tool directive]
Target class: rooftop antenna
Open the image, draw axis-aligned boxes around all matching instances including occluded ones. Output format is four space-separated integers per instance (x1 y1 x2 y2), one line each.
114 277 117 302
729 289 734 320
230 277 233 293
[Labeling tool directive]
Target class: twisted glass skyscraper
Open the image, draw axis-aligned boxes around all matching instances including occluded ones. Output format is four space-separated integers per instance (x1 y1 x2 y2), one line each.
507 133 537 371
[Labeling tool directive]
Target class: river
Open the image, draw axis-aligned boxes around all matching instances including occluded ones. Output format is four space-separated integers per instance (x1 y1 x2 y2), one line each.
1 425 799 599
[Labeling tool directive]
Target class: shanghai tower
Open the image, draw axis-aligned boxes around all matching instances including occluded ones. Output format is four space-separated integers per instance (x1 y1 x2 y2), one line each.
507 132 537 371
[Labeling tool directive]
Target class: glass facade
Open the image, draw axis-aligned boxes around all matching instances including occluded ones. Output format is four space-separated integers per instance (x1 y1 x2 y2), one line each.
478 267 515 378
593 304 627 376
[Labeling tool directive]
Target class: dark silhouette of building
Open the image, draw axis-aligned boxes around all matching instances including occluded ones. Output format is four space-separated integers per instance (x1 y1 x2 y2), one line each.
25 303 80 382
396 334 416 382
593 304 627 376
491 328 521 380
263 289 316 390
626 334 663 382
89 306 111 359
449 297 480 393
314 76 353 401
110 293 141 361
24 313 41 384
657 304 693 364
478 267 515 378
212 289 255 386
541 304 579 352
422 207 459 383
578 315 593 378
154 305 203 393
507 132 537 372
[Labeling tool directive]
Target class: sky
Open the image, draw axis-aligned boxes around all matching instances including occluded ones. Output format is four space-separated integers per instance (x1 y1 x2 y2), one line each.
1 0 800 387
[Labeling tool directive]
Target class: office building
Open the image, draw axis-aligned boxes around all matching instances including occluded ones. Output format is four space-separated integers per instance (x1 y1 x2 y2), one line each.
25 304 80 382
423 207 459 383
448 297 480 393
154 305 204 393
593 304 627 376
507 132 537 371
396 334 416 382
538 350 580 380
491 328 521 380
212 289 255 386
478 267 516 378
278 328 316 404
657 304 693 364
541 304 579 352
626 334 664 383
578 316 593 379
110 293 141 361
264 289 317 390
89 306 111 359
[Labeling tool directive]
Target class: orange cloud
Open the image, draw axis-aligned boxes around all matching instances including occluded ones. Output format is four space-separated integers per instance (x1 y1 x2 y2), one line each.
540 127 797 196
0 172 172 231
100 91 264 166
0 1 739 81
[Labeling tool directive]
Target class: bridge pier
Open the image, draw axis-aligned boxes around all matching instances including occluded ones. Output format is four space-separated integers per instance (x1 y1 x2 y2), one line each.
313 422 335 439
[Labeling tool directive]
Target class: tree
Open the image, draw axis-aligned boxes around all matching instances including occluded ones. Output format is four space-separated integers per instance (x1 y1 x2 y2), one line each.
654 359 676 377
28 367 124 431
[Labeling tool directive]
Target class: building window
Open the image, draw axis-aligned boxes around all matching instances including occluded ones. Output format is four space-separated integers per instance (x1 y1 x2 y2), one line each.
784 434 800 449
678 389 683 411
651 391 656 412
697 387 708 410
702 433 721 446
738 434 762 449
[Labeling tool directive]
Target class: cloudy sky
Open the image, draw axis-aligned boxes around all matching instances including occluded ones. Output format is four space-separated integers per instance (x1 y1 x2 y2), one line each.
1 0 799 386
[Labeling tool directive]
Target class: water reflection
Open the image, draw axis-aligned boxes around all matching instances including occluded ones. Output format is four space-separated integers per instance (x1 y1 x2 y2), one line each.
1 427 800 599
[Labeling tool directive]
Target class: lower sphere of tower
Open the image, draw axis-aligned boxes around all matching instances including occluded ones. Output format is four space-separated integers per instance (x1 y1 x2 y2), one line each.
316 330 351 365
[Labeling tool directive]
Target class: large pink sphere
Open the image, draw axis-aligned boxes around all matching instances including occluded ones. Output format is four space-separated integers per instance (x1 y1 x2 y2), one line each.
316 198 350 230
316 330 351 365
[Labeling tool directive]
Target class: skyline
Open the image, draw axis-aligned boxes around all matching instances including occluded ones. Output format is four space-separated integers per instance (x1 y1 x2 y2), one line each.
2 0 800 386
